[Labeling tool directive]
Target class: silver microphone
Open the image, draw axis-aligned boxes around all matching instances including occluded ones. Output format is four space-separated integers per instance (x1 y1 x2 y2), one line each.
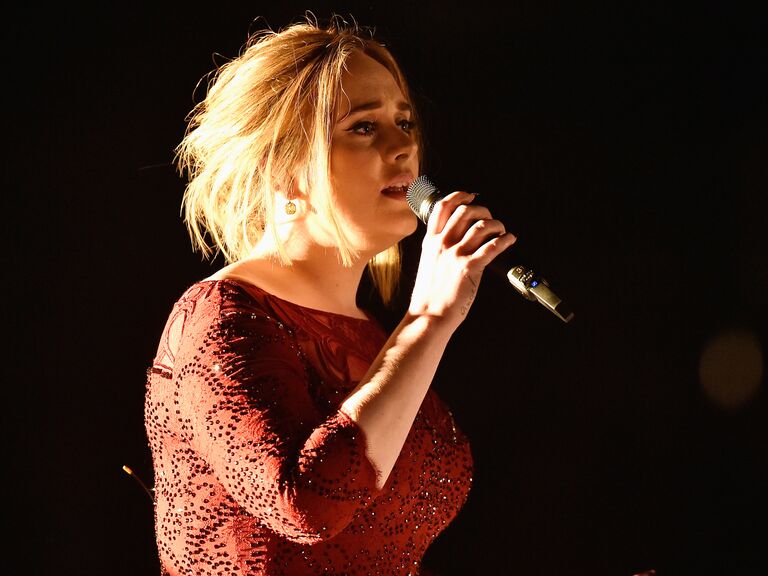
406 175 575 323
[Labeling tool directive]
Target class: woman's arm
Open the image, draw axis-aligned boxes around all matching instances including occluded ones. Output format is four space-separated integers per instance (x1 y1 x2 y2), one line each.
170 283 382 543
341 191 517 488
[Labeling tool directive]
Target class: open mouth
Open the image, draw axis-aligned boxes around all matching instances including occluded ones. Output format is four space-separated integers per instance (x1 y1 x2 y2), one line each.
381 185 409 200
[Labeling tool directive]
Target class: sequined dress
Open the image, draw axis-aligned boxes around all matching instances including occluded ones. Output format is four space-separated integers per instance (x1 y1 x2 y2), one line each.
144 279 473 576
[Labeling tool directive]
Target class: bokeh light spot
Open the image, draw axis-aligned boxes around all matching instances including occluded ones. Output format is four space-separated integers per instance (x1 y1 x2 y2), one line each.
699 328 763 410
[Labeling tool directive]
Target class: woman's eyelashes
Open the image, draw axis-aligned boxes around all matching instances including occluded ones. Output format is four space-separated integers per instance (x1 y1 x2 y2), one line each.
349 120 376 135
348 118 416 136
398 119 417 133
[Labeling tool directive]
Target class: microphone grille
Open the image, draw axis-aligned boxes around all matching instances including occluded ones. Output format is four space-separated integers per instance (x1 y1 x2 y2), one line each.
406 175 440 223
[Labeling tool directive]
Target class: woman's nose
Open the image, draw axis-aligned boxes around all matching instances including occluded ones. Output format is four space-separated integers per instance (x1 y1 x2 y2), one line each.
382 126 417 163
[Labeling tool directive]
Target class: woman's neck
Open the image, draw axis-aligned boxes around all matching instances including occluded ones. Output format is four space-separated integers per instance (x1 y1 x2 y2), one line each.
212 238 374 319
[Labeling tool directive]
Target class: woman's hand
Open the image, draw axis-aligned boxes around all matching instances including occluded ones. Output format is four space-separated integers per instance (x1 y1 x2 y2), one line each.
408 191 517 332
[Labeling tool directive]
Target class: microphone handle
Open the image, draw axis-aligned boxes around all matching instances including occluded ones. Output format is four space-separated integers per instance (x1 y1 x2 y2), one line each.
487 251 575 323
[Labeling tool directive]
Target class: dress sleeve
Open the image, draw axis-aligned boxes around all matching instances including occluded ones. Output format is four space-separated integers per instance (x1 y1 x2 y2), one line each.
173 285 382 543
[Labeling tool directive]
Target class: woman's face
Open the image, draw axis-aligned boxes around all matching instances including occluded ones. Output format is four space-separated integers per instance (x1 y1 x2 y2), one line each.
327 50 420 253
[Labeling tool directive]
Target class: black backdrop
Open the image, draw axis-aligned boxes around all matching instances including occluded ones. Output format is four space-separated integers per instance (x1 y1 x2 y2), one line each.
10 1 767 575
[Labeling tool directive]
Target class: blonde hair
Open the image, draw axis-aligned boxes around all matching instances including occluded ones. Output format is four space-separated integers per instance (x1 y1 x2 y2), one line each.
175 15 421 305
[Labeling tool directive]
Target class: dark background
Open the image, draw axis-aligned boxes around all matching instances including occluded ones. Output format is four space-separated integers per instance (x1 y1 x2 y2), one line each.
10 1 766 574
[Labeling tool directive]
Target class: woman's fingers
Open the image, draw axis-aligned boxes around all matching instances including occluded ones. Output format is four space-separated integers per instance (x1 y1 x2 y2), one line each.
426 191 512 262
426 191 477 236
454 217 509 256
469 230 518 268
441 204 494 247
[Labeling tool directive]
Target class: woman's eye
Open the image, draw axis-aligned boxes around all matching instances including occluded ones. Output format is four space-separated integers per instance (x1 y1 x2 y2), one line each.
398 119 416 132
348 119 416 136
350 121 375 135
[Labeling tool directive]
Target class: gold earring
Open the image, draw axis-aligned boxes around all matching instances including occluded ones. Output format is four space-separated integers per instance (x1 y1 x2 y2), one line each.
284 200 297 215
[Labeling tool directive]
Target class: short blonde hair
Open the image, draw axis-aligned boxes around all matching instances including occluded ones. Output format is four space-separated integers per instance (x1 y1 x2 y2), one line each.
175 15 421 305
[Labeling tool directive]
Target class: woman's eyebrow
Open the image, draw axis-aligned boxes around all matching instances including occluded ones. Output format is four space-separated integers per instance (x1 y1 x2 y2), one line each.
346 99 412 116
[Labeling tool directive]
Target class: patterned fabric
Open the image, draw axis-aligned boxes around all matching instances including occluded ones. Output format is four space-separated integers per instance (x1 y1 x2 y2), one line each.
145 279 473 575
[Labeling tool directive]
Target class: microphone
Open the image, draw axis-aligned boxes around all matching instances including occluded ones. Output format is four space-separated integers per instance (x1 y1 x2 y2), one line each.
406 175 575 323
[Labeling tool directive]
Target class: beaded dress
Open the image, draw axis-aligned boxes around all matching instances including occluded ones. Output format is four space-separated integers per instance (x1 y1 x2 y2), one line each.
145 279 473 575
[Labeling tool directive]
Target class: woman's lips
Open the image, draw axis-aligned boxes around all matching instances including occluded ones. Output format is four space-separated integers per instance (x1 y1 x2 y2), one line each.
381 185 408 201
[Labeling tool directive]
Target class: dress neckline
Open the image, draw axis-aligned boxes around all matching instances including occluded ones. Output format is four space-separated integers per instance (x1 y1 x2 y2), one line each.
200 278 377 324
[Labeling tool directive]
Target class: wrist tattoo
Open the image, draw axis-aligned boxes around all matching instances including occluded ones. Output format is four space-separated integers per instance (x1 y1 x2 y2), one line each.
460 275 479 316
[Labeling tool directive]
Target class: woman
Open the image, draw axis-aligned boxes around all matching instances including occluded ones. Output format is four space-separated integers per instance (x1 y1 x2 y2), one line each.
145 15 516 576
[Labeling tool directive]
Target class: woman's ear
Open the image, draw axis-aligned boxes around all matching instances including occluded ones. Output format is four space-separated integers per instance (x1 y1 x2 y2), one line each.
291 170 310 201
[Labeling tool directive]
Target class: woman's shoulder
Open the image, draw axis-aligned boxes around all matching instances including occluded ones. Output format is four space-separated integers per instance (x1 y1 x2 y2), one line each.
150 278 294 378
150 278 264 374
157 279 293 359
156 272 276 338
177 277 271 317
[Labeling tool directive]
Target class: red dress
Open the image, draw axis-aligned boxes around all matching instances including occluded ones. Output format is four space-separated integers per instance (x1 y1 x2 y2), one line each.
145 279 473 575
